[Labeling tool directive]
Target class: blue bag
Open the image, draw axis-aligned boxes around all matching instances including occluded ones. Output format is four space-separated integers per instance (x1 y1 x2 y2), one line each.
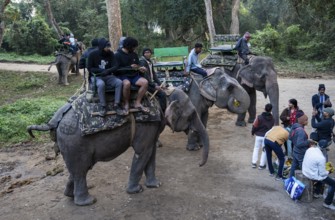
284 176 305 200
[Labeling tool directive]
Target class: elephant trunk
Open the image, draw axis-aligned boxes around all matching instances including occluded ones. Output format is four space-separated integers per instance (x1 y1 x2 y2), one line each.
191 113 210 167
227 86 251 114
267 82 279 125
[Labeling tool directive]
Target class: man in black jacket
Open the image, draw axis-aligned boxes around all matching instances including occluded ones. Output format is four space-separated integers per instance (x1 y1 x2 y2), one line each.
312 107 334 146
312 84 332 118
87 38 126 116
114 37 149 114
233 32 251 65
139 48 166 112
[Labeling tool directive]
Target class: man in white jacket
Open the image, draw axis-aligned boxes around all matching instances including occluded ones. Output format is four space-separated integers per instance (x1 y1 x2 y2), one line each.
302 139 335 210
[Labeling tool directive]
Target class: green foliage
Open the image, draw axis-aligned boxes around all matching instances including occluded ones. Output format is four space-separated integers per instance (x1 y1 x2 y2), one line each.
252 24 281 56
0 52 54 64
0 98 65 144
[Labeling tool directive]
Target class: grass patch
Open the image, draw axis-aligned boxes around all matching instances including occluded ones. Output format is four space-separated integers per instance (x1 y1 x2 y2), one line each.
0 98 66 145
0 70 83 147
0 52 54 64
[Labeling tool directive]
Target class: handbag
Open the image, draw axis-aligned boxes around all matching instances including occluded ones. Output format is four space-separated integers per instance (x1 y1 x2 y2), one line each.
284 176 305 200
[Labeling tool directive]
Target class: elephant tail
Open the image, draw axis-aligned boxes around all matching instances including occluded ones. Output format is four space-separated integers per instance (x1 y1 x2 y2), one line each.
27 124 51 138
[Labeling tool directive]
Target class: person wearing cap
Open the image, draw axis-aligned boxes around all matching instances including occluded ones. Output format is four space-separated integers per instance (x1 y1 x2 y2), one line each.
302 139 335 210
114 37 149 114
79 38 99 69
87 38 126 116
185 43 207 77
251 103 275 169
280 98 304 159
311 107 334 146
139 48 167 112
264 126 289 181
288 113 312 178
312 84 332 118
233 32 251 65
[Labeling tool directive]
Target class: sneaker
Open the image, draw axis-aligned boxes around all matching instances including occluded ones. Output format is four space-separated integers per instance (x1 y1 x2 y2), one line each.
323 203 335 210
275 175 286 181
98 106 106 117
252 163 257 168
258 165 266 170
269 173 274 177
313 194 323 199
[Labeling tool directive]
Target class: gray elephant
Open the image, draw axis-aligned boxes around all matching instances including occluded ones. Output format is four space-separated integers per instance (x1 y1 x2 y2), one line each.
27 89 209 206
48 51 81 85
185 68 250 150
224 56 279 126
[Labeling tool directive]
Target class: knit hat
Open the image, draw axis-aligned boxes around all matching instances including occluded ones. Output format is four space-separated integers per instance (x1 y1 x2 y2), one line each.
318 84 325 91
323 107 334 116
142 48 152 56
91 38 99 47
318 139 328 149
297 113 308 125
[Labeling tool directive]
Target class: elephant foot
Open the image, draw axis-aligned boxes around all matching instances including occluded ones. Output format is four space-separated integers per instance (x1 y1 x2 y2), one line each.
186 145 200 151
145 179 162 188
248 118 255 123
126 184 143 194
156 139 163 148
74 194 97 206
64 182 74 198
235 121 247 127
64 83 69 86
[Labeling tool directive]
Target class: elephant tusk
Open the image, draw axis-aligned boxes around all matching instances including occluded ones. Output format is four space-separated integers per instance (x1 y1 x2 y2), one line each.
233 99 240 107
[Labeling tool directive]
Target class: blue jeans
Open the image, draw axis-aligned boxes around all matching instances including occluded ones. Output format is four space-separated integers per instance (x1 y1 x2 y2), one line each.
91 75 122 106
191 67 207 77
289 154 303 177
318 177 335 205
264 139 285 177
285 127 293 158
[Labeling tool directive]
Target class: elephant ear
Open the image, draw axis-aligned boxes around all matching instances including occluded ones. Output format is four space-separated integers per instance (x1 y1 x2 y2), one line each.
165 100 181 131
237 65 254 88
199 77 216 101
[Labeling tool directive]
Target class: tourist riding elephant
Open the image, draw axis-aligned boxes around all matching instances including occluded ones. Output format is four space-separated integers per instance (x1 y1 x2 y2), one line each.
185 68 250 150
225 56 279 126
27 89 209 206
48 42 85 85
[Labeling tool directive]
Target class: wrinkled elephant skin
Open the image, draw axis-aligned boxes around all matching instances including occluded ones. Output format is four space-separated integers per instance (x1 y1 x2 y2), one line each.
185 69 250 150
225 56 279 126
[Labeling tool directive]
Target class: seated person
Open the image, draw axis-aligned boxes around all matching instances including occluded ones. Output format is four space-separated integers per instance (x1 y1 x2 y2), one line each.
87 38 126 116
185 43 207 77
302 139 335 210
233 32 251 65
114 37 149 113
311 107 334 146
139 48 167 112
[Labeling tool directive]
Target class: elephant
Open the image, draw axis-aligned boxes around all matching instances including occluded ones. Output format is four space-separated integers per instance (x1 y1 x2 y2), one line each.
224 56 279 126
48 42 85 85
185 68 250 150
27 88 209 206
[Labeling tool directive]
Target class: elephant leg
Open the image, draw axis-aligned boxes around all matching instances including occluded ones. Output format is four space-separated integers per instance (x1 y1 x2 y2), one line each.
247 88 257 123
64 174 74 197
144 140 161 188
56 65 62 84
236 113 247 126
63 64 70 86
187 131 201 151
127 127 158 194
73 172 96 206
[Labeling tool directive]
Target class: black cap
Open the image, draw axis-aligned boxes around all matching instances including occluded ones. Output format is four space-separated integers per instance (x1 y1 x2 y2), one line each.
318 84 325 91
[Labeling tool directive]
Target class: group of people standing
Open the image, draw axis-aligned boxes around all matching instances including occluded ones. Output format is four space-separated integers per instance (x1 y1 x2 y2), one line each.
80 37 166 117
251 84 335 210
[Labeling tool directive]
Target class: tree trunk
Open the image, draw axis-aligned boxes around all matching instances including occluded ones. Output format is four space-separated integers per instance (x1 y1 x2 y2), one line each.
204 0 216 47
106 0 122 52
44 0 63 38
0 0 11 48
230 0 240 34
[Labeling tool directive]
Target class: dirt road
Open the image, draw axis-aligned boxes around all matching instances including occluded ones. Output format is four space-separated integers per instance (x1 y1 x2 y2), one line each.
0 63 335 219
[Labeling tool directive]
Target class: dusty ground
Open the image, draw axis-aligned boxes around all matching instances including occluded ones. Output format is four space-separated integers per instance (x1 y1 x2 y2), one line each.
1 63 335 220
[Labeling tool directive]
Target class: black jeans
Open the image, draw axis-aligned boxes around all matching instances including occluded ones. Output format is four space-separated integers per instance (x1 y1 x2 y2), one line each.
315 176 335 205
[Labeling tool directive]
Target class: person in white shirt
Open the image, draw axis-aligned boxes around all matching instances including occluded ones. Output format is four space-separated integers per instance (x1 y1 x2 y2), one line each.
302 139 335 210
